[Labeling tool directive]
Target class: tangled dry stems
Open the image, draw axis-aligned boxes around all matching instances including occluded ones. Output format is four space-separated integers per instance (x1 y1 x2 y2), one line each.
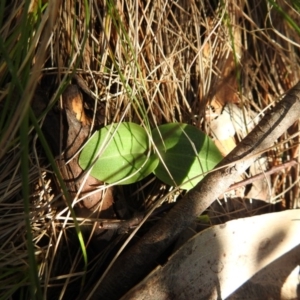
0 0 300 298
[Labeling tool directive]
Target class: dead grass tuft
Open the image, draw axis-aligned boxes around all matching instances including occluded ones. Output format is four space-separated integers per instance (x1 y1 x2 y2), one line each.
0 0 300 298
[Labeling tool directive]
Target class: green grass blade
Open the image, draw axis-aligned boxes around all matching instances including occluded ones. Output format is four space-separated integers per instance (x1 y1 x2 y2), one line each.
20 113 42 300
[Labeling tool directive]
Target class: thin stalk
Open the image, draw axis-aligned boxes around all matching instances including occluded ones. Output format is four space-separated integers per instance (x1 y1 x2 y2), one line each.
20 113 42 300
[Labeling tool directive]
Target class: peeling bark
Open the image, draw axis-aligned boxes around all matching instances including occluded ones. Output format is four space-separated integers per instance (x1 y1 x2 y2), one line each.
121 210 300 299
42 84 116 247
57 85 115 216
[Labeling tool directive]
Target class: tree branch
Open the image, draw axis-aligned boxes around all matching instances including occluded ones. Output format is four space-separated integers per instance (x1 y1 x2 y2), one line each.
88 82 300 300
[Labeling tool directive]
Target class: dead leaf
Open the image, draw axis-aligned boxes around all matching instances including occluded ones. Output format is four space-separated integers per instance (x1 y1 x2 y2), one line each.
246 156 271 201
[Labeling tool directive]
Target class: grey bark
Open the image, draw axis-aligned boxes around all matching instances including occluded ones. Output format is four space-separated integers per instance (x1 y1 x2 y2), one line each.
88 82 300 299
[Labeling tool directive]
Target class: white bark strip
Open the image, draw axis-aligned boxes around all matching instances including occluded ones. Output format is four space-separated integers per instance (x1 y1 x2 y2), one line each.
122 210 300 299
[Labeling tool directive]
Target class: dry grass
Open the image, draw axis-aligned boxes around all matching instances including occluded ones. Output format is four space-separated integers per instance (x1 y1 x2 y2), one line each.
0 0 300 299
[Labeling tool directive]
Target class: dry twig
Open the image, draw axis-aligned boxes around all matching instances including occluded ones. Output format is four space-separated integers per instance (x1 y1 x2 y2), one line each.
89 82 300 299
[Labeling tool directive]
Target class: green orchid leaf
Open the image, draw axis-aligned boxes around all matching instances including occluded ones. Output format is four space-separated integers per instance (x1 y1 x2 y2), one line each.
152 123 223 190
79 122 158 184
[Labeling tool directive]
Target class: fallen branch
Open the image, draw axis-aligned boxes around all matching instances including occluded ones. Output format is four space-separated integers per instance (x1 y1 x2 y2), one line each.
88 82 300 299
226 159 298 192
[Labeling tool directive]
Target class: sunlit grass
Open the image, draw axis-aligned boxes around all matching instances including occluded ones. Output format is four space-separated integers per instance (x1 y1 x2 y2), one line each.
0 0 299 298
0 0 89 298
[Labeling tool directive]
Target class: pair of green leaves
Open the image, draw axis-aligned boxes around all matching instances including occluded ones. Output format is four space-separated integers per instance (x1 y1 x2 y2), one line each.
79 122 223 190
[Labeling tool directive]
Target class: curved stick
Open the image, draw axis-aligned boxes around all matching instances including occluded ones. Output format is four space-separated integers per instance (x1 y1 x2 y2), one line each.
89 82 300 300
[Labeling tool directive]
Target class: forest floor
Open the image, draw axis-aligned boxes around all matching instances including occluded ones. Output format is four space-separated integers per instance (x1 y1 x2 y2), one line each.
0 0 300 299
